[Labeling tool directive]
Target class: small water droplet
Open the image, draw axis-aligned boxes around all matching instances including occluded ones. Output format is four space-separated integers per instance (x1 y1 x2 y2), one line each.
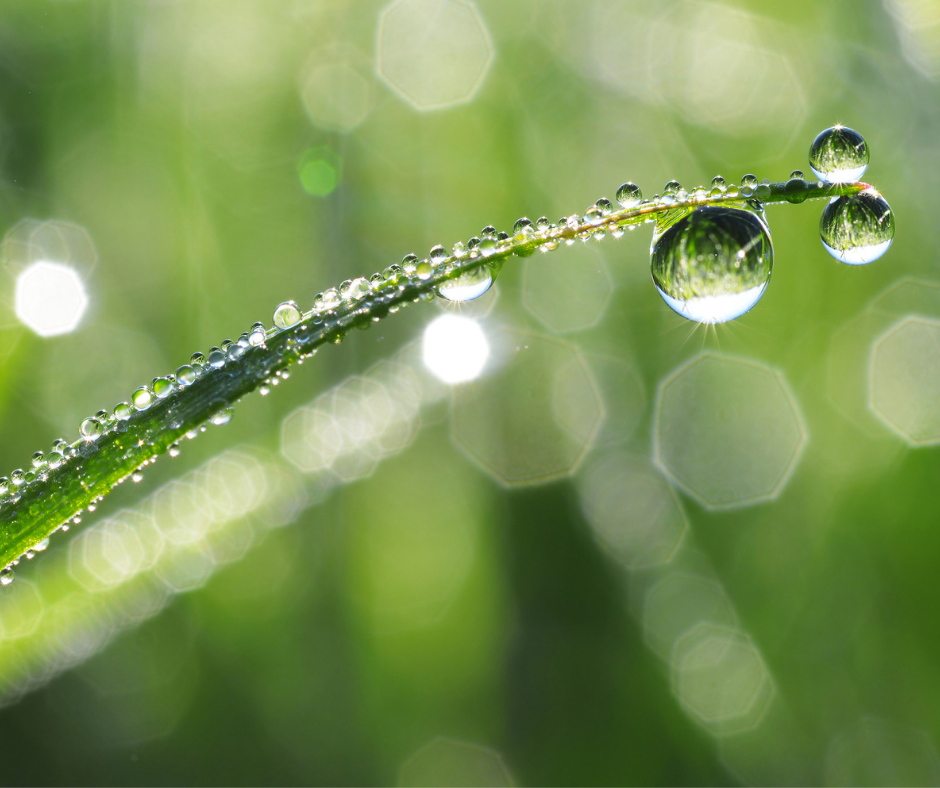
663 180 681 196
132 472 144 483
711 175 726 191
169 443 181 458
650 205 773 323
0 569 14 586
429 245 447 264
401 253 418 274
190 351 206 369
208 350 226 369
80 417 102 440
416 260 433 279
35 537 49 551
114 402 133 420
176 365 196 386
452 241 469 258
31 452 45 469
132 387 154 410
153 376 175 398
819 189 895 264
740 174 758 198
584 205 604 226
479 238 499 257
273 301 302 329
790 170 805 180
809 125 869 182
211 407 234 426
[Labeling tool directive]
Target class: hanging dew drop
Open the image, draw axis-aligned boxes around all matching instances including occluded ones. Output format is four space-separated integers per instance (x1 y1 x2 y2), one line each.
273 301 302 329
437 266 494 302
819 189 895 264
809 125 869 182
650 205 773 323
211 407 234 426
0 569 13 586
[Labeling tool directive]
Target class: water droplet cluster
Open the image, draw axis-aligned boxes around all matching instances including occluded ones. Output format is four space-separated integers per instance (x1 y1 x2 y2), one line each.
0 125 894 583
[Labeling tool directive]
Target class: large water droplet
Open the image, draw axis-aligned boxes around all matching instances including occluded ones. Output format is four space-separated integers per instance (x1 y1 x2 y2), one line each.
273 301 302 330
437 266 494 302
650 205 773 323
616 182 642 208
819 189 895 264
809 125 869 182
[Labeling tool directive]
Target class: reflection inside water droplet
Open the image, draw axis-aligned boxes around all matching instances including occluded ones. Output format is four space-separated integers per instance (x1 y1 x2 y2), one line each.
649 205 773 323
437 266 494 303
819 189 895 265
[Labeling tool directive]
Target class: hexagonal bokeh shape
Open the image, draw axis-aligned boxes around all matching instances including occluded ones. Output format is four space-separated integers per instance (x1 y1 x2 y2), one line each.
2 218 98 277
578 452 687 570
648 2 805 141
869 317 940 444
300 47 373 133
452 329 602 486
522 243 613 333
15 261 88 337
399 738 513 787
642 572 737 660
378 0 492 110
825 717 940 787
656 354 805 509
0 580 44 640
672 623 774 737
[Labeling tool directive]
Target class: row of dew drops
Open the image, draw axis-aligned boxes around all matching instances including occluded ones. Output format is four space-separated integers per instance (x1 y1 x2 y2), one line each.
0 127 887 585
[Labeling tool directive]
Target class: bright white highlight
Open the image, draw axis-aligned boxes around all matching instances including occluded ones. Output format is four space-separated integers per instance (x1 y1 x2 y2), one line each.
422 315 488 384
15 261 88 337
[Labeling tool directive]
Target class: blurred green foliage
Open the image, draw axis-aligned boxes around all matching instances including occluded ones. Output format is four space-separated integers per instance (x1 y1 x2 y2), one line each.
0 0 935 785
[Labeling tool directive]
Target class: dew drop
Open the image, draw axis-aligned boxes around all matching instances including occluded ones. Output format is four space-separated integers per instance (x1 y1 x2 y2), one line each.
819 189 895 265
711 175 726 191
452 241 469 258
169 443 181 458
80 418 102 440
153 376 175 399
0 569 13 586
416 260 433 279
429 245 447 264
211 407 234 426
31 452 45 469
616 182 642 208
114 402 132 420
132 387 154 411
273 300 302 330
809 125 869 182
437 265 494 302
479 238 499 257
176 365 196 386
132 472 144 483
208 349 226 369
35 538 49 552
190 351 206 369
650 205 773 323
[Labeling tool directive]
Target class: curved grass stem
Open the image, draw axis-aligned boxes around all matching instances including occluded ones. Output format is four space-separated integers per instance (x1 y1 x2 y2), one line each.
0 178 870 573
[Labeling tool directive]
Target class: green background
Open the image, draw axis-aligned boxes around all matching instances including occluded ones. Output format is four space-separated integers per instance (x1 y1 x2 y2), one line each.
0 0 933 785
